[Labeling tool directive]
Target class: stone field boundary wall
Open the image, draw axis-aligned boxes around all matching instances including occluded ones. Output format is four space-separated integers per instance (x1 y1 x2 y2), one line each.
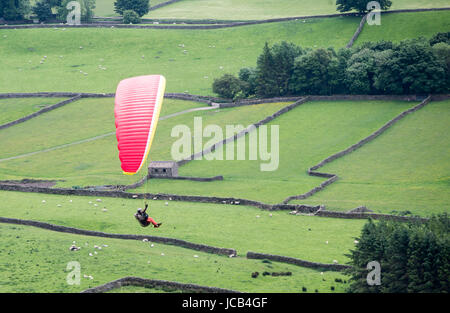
81 276 241 293
0 182 313 212
346 13 367 48
0 216 237 256
0 95 81 130
247 251 351 271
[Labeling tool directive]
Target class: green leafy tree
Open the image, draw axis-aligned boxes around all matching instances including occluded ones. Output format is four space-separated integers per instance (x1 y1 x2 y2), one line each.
255 42 303 97
32 0 53 21
345 48 377 94
347 215 450 293
394 40 446 94
432 42 450 92
122 9 140 23
289 48 340 95
238 67 258 97
0 0 31 20
114 0 149 17
429 32 450 46
382 226 410 292
336 0 392 13
255 42 279 98
212 74 244 100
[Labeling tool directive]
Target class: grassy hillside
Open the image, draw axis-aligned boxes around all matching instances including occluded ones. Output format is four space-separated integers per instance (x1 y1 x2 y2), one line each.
294 100 450 216
0 191 365 264
91 0 450 20
0 97 67 125
0 223 351 292
0 99 291 186
357 10 450 44
0 18 359 94
132 100 417 204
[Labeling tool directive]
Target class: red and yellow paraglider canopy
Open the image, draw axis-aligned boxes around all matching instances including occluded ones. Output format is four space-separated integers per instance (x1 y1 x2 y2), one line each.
114 75 166 175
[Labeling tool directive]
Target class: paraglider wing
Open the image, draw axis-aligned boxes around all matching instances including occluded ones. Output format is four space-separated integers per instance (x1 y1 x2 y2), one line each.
114 75 166 175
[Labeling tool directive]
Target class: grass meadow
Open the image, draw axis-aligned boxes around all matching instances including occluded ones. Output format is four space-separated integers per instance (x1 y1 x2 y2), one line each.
0 190 365 265
0 97 68 125
91 0 450 20
294 100 450 216
0 222 351 293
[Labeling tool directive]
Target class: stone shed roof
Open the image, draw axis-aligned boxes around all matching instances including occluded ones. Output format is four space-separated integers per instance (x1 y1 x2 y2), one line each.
149 161 178 168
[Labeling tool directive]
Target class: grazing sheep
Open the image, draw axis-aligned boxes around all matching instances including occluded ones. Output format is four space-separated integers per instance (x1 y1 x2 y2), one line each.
69 245 80 251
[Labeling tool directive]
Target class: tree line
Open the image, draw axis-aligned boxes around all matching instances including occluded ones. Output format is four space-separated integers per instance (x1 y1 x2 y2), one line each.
212 33 450 100
346 214 449 293
0 0 150 24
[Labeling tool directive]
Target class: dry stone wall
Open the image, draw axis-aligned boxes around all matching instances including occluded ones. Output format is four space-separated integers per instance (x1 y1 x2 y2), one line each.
81 276 241 293
0 95 81 130
247 251 351 271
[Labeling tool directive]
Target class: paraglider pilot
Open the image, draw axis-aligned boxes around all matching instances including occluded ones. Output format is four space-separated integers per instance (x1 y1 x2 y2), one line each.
134 204 162 228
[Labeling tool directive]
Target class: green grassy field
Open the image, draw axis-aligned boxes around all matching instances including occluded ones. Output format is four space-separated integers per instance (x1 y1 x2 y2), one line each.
2 11 449 96
95 0 168 17
357 10 450 44
0 190 365 265
0 97 67 125
0 223 350 292
0 99 291 186
0 17 361 94
293 100 450 216
132 100 418 204
91 0 450 20
146 0 450 20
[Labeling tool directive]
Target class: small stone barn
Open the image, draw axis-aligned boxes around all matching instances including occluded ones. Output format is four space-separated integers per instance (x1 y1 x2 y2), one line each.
148 161 178 177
